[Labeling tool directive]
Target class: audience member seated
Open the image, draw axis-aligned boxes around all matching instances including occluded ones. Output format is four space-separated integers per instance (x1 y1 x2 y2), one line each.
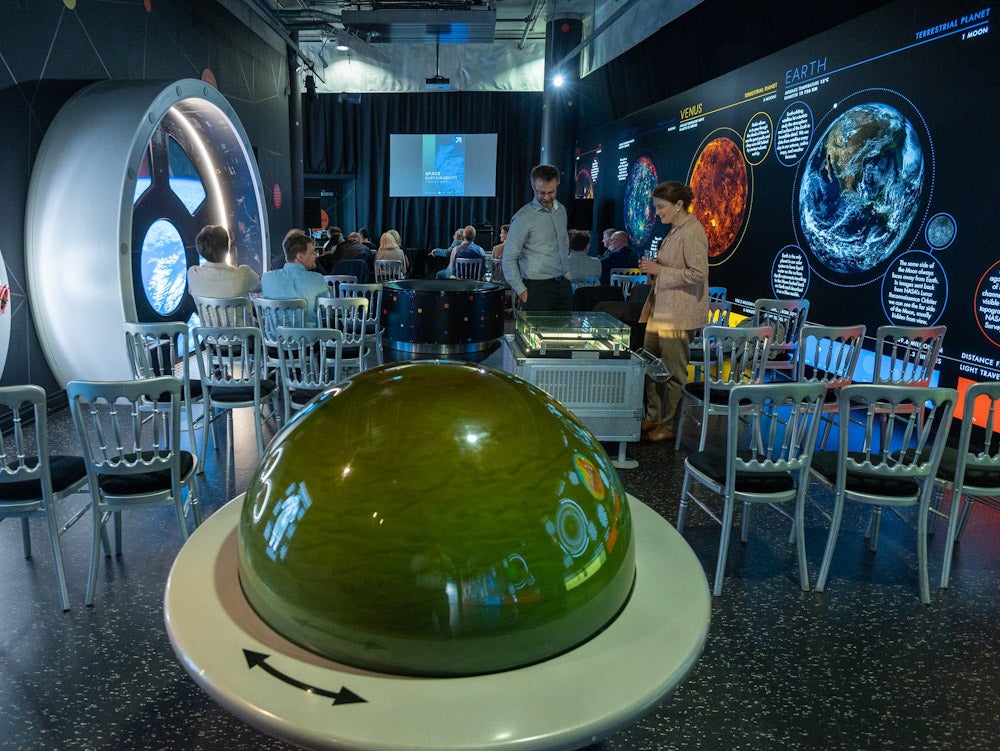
318 231 368 275
261 229 329 324
187 224 260 299
600 227 616 254
358 227 377 251
492 224 509 260
567 230 601 286
376 231 409 275
599 230 640 285
436 225 487 279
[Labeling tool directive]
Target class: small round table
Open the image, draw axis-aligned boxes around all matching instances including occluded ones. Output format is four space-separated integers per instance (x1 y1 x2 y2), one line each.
165 497 710 751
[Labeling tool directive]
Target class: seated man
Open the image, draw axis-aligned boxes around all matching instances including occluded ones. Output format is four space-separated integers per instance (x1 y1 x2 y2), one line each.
567 230 601 286
599 230 640 285
187 224 260 298
436 225 486 278
262 229 328 324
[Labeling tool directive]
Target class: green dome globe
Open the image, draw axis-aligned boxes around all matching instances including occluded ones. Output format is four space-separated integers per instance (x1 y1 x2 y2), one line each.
237 360 635 676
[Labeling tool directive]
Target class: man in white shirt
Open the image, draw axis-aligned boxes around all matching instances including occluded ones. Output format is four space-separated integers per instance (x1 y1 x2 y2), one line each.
187 225 260 299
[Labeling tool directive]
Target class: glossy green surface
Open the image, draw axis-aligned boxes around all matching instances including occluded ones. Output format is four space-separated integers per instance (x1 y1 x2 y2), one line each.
238 361 635 676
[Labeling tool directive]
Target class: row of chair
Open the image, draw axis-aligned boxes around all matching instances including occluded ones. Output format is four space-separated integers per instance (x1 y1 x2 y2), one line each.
1 378 200 609
672 318 996 604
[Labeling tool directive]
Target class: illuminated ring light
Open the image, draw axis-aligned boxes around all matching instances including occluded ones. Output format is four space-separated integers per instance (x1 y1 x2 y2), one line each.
26 79 267 385
0 250 10 380
165 495 711 750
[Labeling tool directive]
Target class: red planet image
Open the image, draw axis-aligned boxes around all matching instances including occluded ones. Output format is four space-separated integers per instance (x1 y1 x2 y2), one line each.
689 136 749 258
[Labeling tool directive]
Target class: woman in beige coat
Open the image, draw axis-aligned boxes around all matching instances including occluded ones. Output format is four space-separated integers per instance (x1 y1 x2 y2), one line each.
637 181 709 442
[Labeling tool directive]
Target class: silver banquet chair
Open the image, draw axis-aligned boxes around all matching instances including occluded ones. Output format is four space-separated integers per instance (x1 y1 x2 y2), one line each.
66 377 201 606
275 326 345 422
0 385 89 610
316 296 370 376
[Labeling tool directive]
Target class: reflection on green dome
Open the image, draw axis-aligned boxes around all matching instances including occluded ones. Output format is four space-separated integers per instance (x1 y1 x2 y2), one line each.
238 361 635 676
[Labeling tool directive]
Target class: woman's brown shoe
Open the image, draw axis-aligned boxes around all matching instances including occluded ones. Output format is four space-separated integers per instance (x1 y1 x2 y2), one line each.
642 425 676 442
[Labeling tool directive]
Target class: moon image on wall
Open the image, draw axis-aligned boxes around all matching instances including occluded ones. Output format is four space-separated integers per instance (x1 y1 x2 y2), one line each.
623 156 659 249
688 134 750 259
797 101 925 274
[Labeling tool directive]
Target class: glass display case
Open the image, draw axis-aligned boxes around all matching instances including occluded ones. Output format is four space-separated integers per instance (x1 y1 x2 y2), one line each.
514 311 631 358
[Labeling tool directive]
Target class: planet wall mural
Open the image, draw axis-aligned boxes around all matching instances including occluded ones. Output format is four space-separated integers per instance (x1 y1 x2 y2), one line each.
688 134 750 259
623 156 659 249
797 101 925 274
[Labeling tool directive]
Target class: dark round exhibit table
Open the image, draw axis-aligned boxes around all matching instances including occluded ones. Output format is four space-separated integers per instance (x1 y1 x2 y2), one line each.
382 279 506 354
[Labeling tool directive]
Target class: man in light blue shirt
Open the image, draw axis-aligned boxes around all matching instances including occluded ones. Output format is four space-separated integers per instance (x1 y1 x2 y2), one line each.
261 229 329 325
501 164 572 311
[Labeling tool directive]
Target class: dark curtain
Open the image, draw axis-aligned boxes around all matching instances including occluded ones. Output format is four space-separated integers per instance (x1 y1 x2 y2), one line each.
303 91 543 251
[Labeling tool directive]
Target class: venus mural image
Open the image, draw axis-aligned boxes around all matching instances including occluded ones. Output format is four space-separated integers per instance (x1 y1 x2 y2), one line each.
688 135 750 259
798 101 925 274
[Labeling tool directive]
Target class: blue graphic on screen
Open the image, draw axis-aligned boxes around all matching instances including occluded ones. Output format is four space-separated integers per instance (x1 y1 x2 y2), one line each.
422 134 466 196
797 102 924 274
141 219 187 316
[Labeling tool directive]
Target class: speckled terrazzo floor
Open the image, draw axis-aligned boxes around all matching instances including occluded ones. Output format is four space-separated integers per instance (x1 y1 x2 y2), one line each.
3 351 1000 750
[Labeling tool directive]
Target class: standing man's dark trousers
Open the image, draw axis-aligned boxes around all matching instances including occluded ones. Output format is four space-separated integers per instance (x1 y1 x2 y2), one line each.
523 277 573 312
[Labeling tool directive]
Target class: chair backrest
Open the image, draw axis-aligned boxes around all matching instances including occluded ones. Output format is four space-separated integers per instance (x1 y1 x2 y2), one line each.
610 271 643 298
192 326 266 391
338 282 384 324
275 326 345 395
873 324 946 387
253 297 308 343
572 285 624 311
753 298 810 369
331 259 371 283
609 267 642 277
323 275 358 297
834 383 956 480
316 297 369 345
123 322 190 381
452 257 483 280
796 324 867 390
726 382 827 480
0 385 55 500
708 286 727 302
951 380 1000 493
702 324 773 392
707 300 732 328
66 377 183 484
194 295 254 327
374 259 405 283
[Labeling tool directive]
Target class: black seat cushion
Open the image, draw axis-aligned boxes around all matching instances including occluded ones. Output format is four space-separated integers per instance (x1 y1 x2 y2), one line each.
811 451 919 497
0 455 87 500
682 382 733 406
936 447 1000 489
97 451 195 495
687 449 795 493
208 379 277 402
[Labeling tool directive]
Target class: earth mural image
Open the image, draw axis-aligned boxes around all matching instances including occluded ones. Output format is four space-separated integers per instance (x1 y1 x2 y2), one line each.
623 157 659 248
798 102 925 274
688 136 749 259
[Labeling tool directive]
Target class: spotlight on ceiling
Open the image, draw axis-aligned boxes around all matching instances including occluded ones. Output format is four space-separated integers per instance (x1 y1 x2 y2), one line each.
553 73 565 87
336 44 349 51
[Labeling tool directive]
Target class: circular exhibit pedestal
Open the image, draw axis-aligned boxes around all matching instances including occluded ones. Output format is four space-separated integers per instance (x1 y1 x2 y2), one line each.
382 279 505 354
165 496 711 751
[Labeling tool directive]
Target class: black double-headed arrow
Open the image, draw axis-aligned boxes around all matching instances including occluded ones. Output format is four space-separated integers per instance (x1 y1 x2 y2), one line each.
243 649 367 706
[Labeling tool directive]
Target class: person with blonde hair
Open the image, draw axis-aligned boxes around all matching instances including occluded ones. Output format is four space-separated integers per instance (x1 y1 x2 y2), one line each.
376 230 408 274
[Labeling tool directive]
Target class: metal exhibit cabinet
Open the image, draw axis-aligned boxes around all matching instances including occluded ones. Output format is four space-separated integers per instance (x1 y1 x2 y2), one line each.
502 312 644 468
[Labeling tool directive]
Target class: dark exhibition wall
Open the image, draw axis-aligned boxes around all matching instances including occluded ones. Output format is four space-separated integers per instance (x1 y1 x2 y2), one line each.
0 1 291 393
576 0 997 408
